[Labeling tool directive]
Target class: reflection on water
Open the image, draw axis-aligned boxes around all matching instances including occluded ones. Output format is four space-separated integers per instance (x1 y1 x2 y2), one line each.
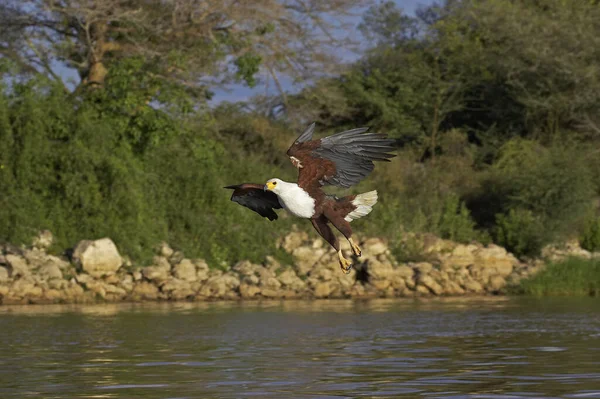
0 297 599 398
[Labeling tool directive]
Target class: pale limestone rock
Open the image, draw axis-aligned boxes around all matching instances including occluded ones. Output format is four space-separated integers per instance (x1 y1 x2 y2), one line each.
261 276 282 290
38 263 63 281
240 283 261 298
473 245 515 277
396 265 414 278
414 262 433 274
133 270 143 281
292 246 326 276
362 238 388 257
119 274 134 292
32 230 53 249
198 273 240 298
418 275 444 295
442 280 465 295
10 279 42 298
173 259 197 282
48 278 67 290
488 275 506 292
158 242 174 258
264 256 281 272
278 230 309 252
260 288 283 298
314 282 334 298
370 279 391 291
463 279 484 293
243 275 260 285
6 254 30 278
44 289 63 301
0 285 8 296
416 284 432 295
142 265 170 283
161 278 192 295
132 282 159 300
72 238 123 278
277 269 306 291
0 266 9 283
365 259 394 280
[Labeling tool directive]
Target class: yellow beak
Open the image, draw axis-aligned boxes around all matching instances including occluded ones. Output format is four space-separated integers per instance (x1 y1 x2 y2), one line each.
265 181 276 191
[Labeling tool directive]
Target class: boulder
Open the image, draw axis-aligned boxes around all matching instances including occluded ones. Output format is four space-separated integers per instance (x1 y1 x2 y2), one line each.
142 265 170 283
0 266 9 283
32 230 53 249
418 275 444 295
72 238 123 278
5 254 31 278
158 242 174 258
131 282 159 300
173 259 197 282
38 263 63 281
277 269 306 291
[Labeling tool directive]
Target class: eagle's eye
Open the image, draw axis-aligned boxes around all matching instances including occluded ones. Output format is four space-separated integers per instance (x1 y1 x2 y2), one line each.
272 182 277 186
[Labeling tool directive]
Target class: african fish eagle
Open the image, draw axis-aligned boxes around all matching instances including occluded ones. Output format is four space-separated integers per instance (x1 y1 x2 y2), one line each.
225 123 396 273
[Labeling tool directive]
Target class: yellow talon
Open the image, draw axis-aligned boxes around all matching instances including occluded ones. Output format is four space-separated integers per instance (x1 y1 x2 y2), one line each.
338 250 353 274
349 238 362 257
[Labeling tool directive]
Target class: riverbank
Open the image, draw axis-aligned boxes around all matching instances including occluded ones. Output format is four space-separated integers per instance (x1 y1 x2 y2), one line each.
0 230 596 305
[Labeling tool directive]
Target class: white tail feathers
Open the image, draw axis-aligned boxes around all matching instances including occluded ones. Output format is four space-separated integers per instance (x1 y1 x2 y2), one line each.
345 190 378 222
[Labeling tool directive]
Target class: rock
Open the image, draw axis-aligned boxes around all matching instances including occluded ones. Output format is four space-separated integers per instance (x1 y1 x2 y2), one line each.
44 289 63 302
261 276 282 290
488 275 506 292
10 279 43 299
444 244 478 267
261 288 284 298
292 246 326 276
264 256 281 272
142 265 170 283
161 278 194 300
239 283 261 298
362 238 388 257
32 230 53 249
169 251 185 265
133 270 143 281
0 266 9 283
132 282 159 300
72 238 123 278
414 262 433 275
370 279 391 291
38 263 63 281
173 259 197 282
5 254 30 278
278 230 309 252
158 242 174 258
365 259 394 280
473 245 515 277
277 269 306 291
314 282 334 298
119 274 134 292
396 265 414 278
198 273 240 298
418 275 444 295
463 279 484 293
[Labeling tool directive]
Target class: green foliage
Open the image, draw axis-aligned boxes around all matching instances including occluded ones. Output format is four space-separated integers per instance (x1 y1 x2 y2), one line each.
581 217 600 252
517 257 600 296
495 208 545 258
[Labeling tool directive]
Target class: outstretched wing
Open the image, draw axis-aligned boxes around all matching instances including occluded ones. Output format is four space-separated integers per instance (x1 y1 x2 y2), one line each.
287 125 396 189
224 184 282 221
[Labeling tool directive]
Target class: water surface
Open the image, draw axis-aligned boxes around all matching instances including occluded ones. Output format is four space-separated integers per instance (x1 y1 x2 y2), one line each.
0 297 599 398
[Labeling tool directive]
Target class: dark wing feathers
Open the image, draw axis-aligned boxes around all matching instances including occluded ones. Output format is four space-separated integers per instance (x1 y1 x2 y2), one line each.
292 122 315 144
224 184 282 221
288 125 396 189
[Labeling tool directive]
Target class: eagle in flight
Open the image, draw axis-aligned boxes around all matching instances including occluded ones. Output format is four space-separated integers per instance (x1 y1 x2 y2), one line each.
225 123 396 273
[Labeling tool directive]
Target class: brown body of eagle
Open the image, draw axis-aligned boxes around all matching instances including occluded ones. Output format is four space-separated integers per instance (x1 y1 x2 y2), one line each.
225 123 396 273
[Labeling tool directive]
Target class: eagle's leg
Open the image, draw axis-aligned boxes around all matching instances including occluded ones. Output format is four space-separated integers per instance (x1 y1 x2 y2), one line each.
348 237 362 257
325 211 362 258
311 216 353 274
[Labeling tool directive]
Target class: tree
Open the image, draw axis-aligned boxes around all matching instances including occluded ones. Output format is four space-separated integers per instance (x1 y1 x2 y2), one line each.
0 0 369 100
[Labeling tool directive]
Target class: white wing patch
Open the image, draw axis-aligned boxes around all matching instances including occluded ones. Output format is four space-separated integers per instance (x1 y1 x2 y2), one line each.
345 191 378 222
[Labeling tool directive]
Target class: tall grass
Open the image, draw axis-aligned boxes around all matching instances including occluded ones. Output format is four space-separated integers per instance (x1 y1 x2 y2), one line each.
517 257 600 296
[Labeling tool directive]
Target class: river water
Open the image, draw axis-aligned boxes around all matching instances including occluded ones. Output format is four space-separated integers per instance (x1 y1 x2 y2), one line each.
0 297 599 398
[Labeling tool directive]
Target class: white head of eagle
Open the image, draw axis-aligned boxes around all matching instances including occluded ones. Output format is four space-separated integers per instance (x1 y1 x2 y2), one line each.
264 178 315 219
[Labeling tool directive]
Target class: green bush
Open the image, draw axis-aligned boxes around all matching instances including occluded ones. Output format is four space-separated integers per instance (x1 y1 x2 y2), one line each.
494 208 544 257
581 217 600 252
517 257 600 296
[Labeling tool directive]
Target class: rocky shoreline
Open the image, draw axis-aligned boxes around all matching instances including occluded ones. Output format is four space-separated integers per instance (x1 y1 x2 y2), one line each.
0 229 592 305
